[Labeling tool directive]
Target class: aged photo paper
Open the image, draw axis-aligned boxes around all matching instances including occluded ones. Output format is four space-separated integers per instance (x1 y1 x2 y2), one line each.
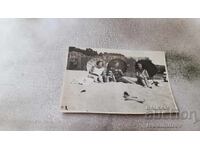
60 47 179 114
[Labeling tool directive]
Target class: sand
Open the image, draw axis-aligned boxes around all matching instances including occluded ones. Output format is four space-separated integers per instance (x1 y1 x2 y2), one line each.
61 70 178 114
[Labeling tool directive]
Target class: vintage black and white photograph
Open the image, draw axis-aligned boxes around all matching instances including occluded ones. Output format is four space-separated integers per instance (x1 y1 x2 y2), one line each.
61 47 178 114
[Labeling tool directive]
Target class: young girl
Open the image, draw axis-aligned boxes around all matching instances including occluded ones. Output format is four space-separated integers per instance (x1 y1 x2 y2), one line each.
106 70 116 82
136 63 152 88
88 60 105 83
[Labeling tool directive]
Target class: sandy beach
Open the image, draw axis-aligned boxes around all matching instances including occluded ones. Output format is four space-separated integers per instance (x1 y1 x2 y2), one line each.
61 70 178 114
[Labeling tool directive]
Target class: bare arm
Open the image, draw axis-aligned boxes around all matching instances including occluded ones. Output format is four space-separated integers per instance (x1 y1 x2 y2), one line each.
112 73 116 82
144 70 149 78
119 69 124 76
136 71 144 79
89 66 98 76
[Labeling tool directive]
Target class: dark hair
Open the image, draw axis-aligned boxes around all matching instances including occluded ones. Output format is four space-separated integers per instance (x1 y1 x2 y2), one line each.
135 62 143 70
96 60 103 65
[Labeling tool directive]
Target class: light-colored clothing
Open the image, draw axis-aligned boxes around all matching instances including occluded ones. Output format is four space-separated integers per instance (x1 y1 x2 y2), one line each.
89 66 105 83
90 66 105 76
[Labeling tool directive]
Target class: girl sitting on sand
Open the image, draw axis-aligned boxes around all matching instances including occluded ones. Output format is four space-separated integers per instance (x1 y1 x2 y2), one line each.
136 63 152 88
106 70 116 82
88 60 105 83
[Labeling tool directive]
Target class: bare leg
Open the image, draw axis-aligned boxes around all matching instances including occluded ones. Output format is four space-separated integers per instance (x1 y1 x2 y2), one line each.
98 76 104 83
93 75 98 82
141 79 147 87
144 77 152 88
